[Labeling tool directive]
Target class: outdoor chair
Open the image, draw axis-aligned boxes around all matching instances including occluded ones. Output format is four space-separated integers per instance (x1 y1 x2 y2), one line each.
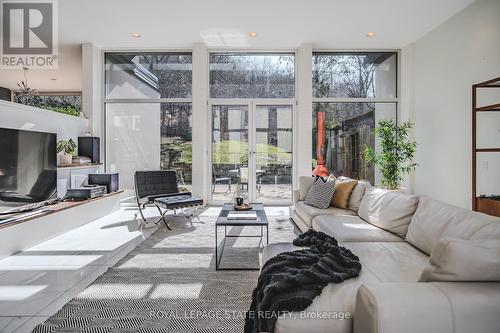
134 170 203 229
212 165 231 193
239 167 262 193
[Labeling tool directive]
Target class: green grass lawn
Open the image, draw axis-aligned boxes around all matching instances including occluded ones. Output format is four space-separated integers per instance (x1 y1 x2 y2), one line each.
211 140 292 165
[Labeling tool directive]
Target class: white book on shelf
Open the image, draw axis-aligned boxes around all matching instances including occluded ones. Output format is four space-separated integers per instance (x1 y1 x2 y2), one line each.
227 212 257 220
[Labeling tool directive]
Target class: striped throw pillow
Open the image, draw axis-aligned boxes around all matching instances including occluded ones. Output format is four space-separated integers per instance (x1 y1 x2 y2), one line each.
304 177 336 209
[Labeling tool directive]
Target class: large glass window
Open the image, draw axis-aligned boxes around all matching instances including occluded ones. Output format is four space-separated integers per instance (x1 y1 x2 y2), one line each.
14 93 81 117
106 103 161 189
312 52 398 185
312 102 396 185
105 53 192 190
312 52 397 98
161 103 192 185
209 52 295 98
106 53 192 99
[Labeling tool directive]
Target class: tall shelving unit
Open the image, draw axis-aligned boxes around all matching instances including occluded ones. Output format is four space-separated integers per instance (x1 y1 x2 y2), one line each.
472 76 500 217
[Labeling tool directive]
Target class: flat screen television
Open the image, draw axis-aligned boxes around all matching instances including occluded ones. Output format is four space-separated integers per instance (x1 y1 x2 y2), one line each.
0 127 57 212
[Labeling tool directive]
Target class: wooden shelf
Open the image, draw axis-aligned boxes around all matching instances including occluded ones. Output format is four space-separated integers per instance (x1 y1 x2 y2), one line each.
472 76 500 212
476 103 500 112
0 190 123 229
476 197 500 217
475 77 500 87
475 148 500 153
57 162 103 169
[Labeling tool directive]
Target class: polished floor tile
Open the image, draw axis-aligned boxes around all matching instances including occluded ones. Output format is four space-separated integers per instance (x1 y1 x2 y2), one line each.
12 316 49 333
0 317 31 333
0 206 160 332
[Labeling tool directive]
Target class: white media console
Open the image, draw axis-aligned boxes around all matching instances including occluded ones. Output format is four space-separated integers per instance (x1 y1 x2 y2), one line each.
0 191 124 259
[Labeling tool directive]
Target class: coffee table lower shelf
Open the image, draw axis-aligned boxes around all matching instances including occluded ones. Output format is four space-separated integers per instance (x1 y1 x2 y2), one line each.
215 224 269 271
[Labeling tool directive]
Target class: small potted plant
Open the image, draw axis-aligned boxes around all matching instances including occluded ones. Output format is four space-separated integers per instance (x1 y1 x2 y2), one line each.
364 119 417 190
57 138 77 165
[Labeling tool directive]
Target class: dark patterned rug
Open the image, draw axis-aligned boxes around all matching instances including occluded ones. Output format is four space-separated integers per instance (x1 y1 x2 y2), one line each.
33 207 297 332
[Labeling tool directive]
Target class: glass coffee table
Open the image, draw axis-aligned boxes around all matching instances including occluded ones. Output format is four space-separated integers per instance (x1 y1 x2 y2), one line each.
215 203 269 270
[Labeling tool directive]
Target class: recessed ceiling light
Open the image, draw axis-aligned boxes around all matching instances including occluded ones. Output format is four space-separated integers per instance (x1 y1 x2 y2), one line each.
131 32 141 38
366 32 376 38
248 32 258 38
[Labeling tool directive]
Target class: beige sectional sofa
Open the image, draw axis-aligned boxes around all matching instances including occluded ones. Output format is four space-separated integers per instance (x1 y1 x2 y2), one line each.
263 177 500 333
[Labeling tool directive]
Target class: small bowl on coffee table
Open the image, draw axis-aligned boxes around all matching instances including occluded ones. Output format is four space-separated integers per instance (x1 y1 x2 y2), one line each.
234 203 252 211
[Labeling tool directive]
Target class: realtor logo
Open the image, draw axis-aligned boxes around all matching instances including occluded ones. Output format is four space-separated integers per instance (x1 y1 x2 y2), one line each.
1 0 58 69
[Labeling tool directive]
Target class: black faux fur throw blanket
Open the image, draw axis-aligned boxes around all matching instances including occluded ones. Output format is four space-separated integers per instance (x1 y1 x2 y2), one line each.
244 229 361 333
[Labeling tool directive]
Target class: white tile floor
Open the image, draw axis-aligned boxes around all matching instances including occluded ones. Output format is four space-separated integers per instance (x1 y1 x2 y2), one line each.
0 206 161 333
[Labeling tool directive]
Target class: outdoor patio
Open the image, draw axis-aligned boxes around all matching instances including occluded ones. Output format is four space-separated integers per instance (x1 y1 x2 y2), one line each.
211 184 292 202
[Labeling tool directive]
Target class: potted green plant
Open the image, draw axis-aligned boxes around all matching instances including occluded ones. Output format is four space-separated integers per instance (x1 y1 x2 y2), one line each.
364 119 417 190
57 138 77 165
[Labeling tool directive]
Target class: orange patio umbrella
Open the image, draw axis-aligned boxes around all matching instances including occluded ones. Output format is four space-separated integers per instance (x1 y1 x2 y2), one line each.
312 111 329 177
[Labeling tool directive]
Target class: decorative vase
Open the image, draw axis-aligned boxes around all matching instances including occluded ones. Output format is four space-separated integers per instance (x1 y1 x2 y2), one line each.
234 184 244 206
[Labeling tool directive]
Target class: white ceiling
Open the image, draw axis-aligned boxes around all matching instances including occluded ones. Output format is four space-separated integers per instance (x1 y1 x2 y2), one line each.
60 0 475 49
0 0 476 91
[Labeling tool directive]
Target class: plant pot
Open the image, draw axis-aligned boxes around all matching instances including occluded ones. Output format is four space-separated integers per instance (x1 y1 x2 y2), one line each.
59 153 72 165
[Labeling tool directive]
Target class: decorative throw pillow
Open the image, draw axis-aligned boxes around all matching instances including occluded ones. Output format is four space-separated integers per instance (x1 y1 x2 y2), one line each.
419 237 500 282
331 179 358 208
358 187 419 238
304 177 336 209
348 180 369 212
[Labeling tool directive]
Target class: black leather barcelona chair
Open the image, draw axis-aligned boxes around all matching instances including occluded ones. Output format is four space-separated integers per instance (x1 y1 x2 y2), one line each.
134 170 203 230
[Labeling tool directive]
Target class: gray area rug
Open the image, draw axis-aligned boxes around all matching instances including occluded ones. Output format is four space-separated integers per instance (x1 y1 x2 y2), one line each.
33 207 297 332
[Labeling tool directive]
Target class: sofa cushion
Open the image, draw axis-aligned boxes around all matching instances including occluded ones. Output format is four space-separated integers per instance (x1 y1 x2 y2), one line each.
345 242 429 282
304 177 336 209
348 180 369 212
331 179 358 208
312 215 403 242
469 217 500 240
294 201 356 228
406 196 500 255
263 242 428 283
419 237 500 282
358 187 419 238
354 282 500 333
298 176 316 201
264 241 428 333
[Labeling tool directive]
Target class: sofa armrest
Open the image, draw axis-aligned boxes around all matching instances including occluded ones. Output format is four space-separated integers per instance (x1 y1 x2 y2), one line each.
292 189 300 204
354 282 500 333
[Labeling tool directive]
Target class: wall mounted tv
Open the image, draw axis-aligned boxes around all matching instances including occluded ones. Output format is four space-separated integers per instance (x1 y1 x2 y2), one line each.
0 127 57 212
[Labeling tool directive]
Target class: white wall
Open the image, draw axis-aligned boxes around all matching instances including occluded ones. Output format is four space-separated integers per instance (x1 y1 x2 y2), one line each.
296 43 313 180
82 43 103 138
192 43 209 200
407 0 500 208
0 44 82 92
0 100 88 141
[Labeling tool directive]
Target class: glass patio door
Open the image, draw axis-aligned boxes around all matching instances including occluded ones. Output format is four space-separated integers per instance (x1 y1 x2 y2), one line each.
211 104 250 202
210 102 293 204
254 104 293 203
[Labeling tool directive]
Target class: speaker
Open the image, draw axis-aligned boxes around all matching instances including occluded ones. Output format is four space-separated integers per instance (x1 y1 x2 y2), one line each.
88 173 119 193
0 87 11 101
78 137 100 163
